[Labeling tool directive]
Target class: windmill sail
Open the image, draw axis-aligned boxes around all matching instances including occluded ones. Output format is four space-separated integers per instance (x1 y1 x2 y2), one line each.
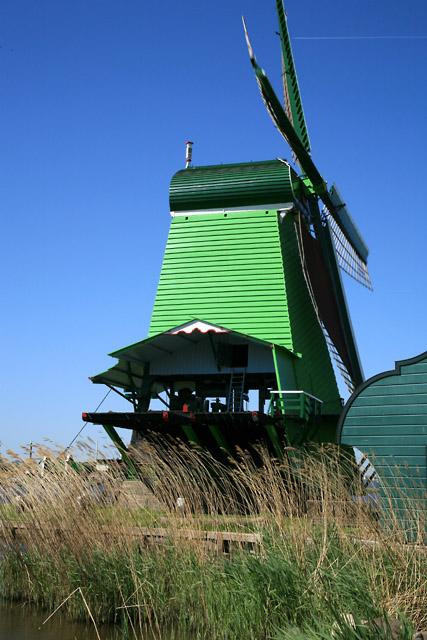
323 328 355 393
242 18 324 192
243 20 370 273
275 0 311 157
243 15 368 389
325 185 372 289
294 216 358 387
293 215 355 392
327 212 372 289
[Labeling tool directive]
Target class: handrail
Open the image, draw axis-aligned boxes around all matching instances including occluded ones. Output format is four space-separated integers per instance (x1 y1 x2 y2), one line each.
269 390 323 404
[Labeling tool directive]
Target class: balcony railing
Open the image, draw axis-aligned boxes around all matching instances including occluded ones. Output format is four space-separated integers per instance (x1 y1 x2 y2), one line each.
268 390 323 422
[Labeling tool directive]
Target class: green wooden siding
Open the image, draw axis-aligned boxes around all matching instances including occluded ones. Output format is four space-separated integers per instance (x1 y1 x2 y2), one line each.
170 160 296 212
149 208 341 413
339 352 427 532
149 209 293 348
279 214 341 415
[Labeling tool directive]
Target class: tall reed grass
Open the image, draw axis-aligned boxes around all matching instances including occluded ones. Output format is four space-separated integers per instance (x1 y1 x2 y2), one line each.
0 440 425 639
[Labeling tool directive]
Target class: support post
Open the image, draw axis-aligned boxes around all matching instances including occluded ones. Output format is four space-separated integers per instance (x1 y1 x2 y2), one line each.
102 424 138 478
181 423 201 446
272 345 285 414
264 423 283 458
208 424 233 456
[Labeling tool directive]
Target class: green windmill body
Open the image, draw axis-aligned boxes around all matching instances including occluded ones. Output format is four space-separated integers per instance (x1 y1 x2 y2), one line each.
84 1 371 460
151 161 341 417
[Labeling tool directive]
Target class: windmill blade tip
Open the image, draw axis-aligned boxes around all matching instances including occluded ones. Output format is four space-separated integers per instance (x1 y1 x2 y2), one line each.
242 15 256 64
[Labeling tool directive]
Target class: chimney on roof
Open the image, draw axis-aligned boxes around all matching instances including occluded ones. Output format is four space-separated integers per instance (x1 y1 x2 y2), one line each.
185 140 193 168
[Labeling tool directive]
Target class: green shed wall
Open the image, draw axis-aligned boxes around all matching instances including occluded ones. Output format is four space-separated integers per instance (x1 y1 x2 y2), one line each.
338 352 427 532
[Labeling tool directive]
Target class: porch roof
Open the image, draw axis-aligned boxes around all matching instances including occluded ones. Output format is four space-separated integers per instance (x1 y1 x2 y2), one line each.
90 319 296 390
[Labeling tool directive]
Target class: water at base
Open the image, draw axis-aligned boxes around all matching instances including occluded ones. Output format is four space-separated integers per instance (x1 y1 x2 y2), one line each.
0 601 123 639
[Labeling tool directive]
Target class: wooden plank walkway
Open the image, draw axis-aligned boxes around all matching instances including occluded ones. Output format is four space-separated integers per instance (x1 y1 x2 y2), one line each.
2 523 262 554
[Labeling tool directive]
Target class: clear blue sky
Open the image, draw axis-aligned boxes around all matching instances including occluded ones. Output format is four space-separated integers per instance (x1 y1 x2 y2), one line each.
1 0 426 454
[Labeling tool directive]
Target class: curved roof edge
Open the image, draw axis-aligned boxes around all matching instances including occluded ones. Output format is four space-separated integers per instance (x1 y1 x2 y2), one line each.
169 159 298 212
336 349 427 443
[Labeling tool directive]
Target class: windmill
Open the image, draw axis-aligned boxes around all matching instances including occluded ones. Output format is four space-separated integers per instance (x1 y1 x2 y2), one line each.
83 1 372 462
242 0 372 393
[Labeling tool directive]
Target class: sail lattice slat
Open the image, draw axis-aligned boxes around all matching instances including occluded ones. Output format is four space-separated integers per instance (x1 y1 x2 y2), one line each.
281 58 298 166
324 208 373 290
276 0 311 155
323 326 355 394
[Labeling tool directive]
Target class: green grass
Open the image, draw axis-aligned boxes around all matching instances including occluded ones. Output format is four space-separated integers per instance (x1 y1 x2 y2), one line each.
0 541 420 639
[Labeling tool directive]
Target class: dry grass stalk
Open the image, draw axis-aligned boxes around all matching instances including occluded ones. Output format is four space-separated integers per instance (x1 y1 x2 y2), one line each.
0 439 425 638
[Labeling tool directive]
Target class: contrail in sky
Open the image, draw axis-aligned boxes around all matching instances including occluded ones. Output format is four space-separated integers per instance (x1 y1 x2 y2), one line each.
294 35 427 40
